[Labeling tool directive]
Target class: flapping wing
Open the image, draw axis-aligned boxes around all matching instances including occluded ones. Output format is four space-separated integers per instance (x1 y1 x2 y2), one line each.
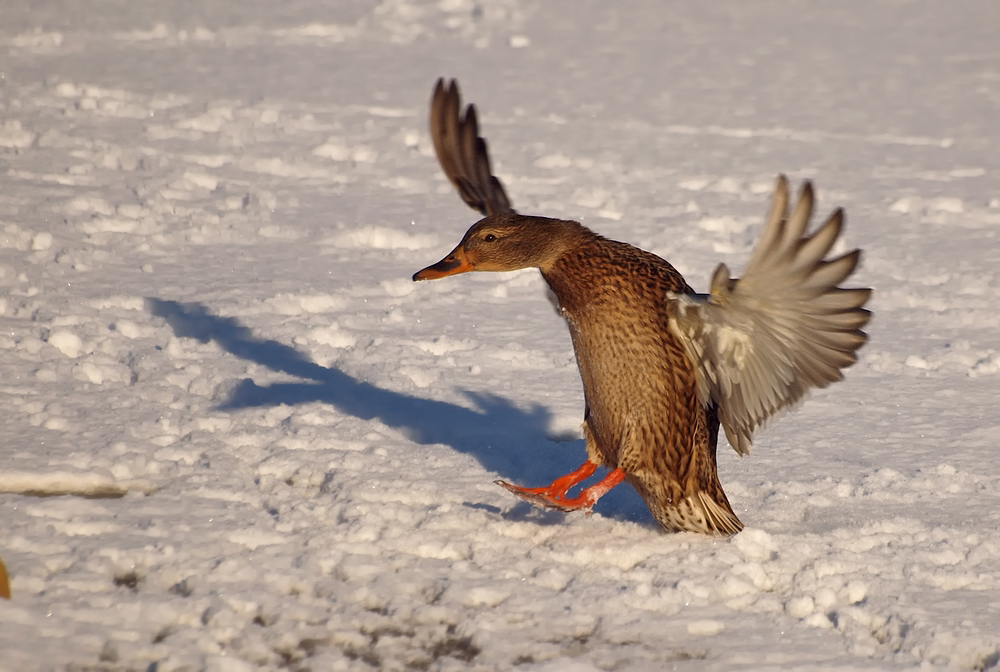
430 78 515 217
667 175 872 456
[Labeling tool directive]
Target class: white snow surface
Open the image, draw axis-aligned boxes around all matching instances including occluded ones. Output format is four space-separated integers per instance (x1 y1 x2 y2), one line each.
2 1 1000 670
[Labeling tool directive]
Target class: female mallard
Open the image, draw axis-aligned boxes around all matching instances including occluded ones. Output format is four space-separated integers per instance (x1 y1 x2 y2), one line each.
413 79 872 535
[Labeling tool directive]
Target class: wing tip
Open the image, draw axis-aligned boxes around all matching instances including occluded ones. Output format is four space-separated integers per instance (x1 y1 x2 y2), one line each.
429 77 516 217
709 263 734 299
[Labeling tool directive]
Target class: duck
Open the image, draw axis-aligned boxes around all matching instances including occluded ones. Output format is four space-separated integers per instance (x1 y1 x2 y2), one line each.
413 78 872 535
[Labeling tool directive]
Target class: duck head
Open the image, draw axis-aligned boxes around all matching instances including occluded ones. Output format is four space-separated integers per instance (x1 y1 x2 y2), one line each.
412 214 586 281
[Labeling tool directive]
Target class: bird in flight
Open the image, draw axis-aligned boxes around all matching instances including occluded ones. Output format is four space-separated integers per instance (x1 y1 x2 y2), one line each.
413 79 872 535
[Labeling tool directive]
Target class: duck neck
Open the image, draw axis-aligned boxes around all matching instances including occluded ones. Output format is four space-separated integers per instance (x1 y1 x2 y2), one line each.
537 219 603 312
532 217 597 273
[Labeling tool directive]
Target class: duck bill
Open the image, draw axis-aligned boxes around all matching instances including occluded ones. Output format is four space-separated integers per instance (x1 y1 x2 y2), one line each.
412 246 474 281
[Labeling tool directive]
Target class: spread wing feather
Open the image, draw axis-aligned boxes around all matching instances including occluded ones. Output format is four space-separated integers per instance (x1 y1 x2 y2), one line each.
430 78 514 216
667 176 872 456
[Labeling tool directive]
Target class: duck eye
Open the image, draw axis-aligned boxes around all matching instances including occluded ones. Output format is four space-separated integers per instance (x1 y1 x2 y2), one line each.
483 234 497 243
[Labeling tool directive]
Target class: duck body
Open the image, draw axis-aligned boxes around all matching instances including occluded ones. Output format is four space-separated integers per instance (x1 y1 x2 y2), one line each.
543 228 738 533
414 79 871 535
420 211 743 533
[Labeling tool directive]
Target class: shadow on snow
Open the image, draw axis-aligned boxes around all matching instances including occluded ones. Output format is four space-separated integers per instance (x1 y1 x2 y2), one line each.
146 297 653 527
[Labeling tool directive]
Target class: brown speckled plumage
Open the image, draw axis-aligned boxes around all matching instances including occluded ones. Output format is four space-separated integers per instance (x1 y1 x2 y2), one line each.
546 234 737 531
413 79 872 535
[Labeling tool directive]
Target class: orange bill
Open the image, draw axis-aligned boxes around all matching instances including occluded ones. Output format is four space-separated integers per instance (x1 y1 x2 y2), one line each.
412 246 474 281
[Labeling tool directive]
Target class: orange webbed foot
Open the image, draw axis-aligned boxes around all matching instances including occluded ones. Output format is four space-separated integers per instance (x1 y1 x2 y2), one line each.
495 462 625 515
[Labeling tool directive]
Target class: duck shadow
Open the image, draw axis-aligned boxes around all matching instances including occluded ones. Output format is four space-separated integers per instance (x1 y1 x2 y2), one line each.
146 298 653 527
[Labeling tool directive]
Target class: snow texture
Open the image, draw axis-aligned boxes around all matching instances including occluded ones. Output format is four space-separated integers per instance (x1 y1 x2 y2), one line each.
1 1 1000 670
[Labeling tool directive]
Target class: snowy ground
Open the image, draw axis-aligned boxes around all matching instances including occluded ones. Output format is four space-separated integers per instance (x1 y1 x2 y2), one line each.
2 1 1000 670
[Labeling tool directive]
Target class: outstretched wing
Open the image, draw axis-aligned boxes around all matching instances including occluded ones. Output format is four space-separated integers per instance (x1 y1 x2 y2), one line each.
430 78 515 217
667 175 872 456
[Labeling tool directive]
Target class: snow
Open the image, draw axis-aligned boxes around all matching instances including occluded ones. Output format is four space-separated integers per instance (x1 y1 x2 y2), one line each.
1 0 999 670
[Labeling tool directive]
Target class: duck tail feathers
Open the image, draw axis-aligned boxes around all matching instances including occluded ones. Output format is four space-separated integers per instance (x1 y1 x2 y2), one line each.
657 492 744 536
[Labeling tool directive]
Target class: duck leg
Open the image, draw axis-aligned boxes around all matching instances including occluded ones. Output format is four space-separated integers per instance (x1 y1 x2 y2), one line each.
495 462 625 514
